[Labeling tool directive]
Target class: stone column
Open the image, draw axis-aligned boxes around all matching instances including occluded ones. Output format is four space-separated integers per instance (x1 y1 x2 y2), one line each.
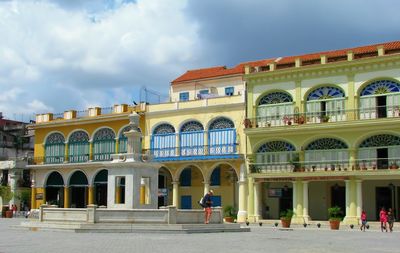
64 186 70 208
115 138 119 153
172 181 179 207
8 170 17 205
203 180 210 196
89 141 93 161
356 180 362 219
303 181 310 222
347 74 356 120
237 164 248 223
31 184 36 210
140 178 146 205
343 179 358 224
349 149 357 171
292 181 304 224
64 141 69 162
247 177 255 221
253 181 262 221
345 180 350 218
88 186 95 205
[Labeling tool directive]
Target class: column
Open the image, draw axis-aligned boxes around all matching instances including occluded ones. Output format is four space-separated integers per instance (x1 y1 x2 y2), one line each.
237 164 248 223
347 74 356 120
345 180 350 218
31 186 37 210
292 181 304 224
356 180 362 219
8 170 17 205
253 181 262 221
172 181 179 207
247 177 255 221
203 180 210 196
64 141 69 162
349 149 357 171
64 186 70 208
115 138 119 154
140 178 146 205
295 80 302 111
89 141 93 161
302 181 310 222
343 179 358 224
88 186 95 205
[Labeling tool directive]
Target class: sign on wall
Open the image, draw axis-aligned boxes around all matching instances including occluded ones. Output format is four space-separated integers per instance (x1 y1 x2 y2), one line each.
268 188 282 198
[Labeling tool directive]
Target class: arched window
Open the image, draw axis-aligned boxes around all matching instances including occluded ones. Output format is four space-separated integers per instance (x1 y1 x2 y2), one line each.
93 128 116 161
209 118 236 155
304 138 348 170
359 80 400 119
180 121 204 157
45 133 65 164
358 134 400 169
118 126 132 153
255 141 296 171
306 86 346 123
68 131 89 163
151 124 176 158
69 171 89 208
257 91 294 127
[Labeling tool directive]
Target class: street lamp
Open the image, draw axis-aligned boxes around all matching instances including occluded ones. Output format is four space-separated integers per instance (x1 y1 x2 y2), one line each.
388 183 396 219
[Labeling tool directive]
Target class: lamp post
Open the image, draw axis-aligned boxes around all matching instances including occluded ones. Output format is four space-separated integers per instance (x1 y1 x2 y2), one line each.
388 183 396 219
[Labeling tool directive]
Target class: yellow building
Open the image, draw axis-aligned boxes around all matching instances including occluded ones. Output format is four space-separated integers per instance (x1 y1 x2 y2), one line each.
244 41 400 224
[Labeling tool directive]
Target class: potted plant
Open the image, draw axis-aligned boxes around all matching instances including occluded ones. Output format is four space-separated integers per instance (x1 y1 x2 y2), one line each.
320 115 330 123
243 119 252 128
283 116 292 126
328 206 342 230
223 205 237 223
390 161 399 170
280 209 294 228
289 154 301 172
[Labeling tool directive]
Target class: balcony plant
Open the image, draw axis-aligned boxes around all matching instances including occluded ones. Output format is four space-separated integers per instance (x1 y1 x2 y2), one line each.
280 209 294 228
320 115 330 123
223 205 237 223
390 161 399 170
289 154 301 172
328 206 342 230
282 116 292 125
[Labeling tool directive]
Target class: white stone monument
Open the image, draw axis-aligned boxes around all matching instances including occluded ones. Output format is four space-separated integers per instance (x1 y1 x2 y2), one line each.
107 112 159 209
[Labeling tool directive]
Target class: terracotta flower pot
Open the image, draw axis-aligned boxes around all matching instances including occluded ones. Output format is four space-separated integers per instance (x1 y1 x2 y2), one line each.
329 219 340 230
224 217 234 223
5 210 13 218
281 218 291 228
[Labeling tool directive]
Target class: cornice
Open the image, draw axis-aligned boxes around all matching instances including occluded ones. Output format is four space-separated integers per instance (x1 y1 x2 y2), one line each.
245 54 400 84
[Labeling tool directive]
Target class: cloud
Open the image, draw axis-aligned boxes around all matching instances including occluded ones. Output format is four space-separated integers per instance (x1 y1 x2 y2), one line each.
0 0 201 119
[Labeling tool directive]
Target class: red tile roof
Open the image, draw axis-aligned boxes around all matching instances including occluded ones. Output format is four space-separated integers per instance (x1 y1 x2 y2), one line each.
172 40 400 84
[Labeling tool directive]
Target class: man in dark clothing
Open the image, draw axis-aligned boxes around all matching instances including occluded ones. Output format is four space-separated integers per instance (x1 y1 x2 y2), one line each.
203 190 214 224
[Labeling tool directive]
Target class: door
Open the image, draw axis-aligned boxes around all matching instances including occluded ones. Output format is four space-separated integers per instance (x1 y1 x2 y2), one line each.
71 187 87 208
377 95 387 118
279 188 293 215
95 183 107 206
331 186 345 216
376 187 392 220
181 195 192 209
377 148 389 169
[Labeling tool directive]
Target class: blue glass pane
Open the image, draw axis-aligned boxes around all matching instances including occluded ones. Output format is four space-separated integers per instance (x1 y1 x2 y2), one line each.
211 196 221 207
211 168 220 186
307 87 345 101
360 80 400 96
179 92 189 101
259 92 293 105
180 169 191 186
181 195 192 209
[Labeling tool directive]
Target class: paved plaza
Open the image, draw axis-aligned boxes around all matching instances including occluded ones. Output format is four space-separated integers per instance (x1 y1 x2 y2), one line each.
0 218 398 253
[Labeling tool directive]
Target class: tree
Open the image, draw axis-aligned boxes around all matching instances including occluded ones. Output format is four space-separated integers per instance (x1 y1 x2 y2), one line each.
0 185 13 204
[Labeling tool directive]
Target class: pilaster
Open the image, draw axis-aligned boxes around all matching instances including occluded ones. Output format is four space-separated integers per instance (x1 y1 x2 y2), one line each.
172 181 179 207
64 186 70 208
253 181 262 221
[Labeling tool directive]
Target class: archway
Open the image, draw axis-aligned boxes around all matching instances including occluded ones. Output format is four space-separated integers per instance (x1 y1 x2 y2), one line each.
69 171 88 208
158 167 173 207
208 164 238 210
178 165 204 209
93 169 108 206
257 91 294 126
45 172 64 207
44 133 65 164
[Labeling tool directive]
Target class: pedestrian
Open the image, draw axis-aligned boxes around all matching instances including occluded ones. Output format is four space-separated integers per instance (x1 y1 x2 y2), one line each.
203 190 214 224
387 208 395 232
12 204 17 218
360 209 367 232
379 207 387 232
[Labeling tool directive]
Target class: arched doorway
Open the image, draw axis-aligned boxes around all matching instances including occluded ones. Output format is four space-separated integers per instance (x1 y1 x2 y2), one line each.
158 167 173 208
45 172 64 207
69 171 88 208
179 166 203 209
93 169 108 206
208 164 238 210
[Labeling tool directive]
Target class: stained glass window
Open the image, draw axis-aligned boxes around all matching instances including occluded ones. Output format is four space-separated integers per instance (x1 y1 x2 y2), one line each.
305 138 348 150
259 92 293 105
307 86 345 101
154 124 175 134
257 141 296 153
359 134 400 147
180 121 204 132
209 118 234 130
360 80 400 96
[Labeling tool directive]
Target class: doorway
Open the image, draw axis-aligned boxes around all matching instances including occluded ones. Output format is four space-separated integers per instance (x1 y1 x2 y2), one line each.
95 183 107 206
71 187 87 208
331 186 345 216
376 187 392 220
377 148 389 169
45 187 64 207
376 95 387 118
279 188 293 215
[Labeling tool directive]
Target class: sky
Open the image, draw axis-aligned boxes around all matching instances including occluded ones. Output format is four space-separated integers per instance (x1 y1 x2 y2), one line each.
0 0 399 122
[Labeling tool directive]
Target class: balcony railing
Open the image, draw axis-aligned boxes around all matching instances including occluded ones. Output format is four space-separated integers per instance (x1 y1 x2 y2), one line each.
149 143 240 161
244 105 400 129
250 157 400 174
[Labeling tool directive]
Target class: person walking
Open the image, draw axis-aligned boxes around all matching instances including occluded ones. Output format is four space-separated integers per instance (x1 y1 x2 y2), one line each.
387 208 395 232
203 190 214 224
360 210 367 232
379 207 388 232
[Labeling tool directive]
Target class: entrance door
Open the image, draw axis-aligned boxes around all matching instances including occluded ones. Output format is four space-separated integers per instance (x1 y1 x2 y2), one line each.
45 187 64 207
377 96 387 118
95 183 107 206
331 186 345 215
279 188 293 215
376 187 392 220
377 148 389 169
71 187 87 208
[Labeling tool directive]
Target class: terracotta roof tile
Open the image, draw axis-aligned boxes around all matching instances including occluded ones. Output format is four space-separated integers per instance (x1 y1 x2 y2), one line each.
172 41 400 84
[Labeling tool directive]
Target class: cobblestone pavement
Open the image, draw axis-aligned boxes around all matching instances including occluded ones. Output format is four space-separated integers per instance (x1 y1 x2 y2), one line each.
0 218 398 253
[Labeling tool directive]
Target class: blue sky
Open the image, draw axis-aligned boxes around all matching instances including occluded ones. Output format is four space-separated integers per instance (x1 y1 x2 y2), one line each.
0 0 399 121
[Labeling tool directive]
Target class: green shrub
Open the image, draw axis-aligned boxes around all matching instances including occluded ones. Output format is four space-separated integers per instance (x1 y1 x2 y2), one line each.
223 205 237 219
280 209 294 220
328 206 343 221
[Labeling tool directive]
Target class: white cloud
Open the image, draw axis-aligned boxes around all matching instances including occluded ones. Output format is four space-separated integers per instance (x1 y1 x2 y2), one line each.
0 0 201 119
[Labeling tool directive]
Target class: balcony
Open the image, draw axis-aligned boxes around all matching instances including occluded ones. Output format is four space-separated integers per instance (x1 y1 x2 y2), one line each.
249 157 400 175
244 105 400 129
148 143 240 162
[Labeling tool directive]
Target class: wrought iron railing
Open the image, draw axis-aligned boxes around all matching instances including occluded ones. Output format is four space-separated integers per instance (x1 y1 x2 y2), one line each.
149 143 240 161
244 105 400 129
249 157 400 173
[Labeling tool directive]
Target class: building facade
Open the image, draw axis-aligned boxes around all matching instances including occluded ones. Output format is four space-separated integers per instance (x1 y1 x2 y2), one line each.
28 40 400 224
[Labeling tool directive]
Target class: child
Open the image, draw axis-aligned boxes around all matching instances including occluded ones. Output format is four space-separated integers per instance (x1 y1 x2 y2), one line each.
387 208 395 232
360 210 367 232
379 207 387 232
